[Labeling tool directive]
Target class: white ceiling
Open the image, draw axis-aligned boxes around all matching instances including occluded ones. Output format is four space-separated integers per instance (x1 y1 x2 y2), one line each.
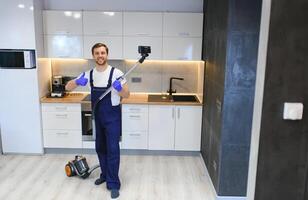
43 0 204 12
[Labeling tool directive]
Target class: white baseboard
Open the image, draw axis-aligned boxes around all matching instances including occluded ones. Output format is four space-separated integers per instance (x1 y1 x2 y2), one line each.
199 154 247 200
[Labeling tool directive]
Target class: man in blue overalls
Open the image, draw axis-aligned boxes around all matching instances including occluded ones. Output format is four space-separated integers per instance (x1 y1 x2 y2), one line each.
65 43 130 199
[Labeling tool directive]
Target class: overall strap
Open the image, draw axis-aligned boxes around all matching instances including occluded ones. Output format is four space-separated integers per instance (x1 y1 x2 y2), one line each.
107 67 115 87
89 69 94 87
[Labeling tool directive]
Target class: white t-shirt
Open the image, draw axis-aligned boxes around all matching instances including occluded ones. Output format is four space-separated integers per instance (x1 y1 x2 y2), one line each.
77 65 125 106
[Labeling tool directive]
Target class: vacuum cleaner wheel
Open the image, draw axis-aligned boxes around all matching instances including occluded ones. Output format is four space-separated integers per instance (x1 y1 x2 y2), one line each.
65 163 76 177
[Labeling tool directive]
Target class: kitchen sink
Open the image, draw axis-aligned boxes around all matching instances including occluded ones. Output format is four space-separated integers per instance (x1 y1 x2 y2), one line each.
147 94 199 103
148 94 173 102
172 95 198 102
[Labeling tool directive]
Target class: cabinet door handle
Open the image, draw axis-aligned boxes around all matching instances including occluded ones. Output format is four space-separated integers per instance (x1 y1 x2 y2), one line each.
56 132 69 135
178 32 190 36
55 30 69 34
177 108 180 119
136 33 149 36
55 114 68 118
55 106 67 111
129 108 141 112
97 30 109 35
129 133 141 136
129 115 141 119
84 114 92 117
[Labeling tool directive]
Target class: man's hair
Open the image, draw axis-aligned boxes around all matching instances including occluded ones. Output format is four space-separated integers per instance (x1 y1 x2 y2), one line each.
91 43 109 55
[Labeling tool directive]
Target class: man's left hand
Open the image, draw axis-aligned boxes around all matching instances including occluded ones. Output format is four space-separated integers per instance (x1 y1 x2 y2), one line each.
112 80 122 92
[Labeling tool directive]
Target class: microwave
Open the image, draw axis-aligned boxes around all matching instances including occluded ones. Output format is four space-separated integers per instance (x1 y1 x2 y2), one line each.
0 49 36 69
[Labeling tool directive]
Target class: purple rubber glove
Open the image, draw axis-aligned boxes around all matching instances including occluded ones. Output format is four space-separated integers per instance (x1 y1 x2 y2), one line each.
75 72 88 86
112 80 122 92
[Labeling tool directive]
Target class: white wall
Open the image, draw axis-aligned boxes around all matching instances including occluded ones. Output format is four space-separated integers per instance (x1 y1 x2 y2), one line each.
246 0 272 199
43 0 203 12
33 0 45 57
0 0 36 49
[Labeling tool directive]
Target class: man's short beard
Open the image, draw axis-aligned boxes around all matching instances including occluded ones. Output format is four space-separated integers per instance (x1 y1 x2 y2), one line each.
96 59 107 66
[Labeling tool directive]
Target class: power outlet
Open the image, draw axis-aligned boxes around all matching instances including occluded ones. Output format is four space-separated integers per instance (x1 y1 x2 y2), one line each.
131 77 142 83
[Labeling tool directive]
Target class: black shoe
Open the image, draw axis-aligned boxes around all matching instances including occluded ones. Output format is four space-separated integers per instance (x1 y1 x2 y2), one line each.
94 178 105 185
111 189 120 199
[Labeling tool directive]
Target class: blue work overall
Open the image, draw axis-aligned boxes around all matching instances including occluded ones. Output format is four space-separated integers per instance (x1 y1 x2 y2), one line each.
90 68 121 190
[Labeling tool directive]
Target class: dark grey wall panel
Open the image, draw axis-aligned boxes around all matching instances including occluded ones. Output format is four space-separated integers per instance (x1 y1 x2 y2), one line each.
201 0 261 196
201 0 228 191
254 0 308 200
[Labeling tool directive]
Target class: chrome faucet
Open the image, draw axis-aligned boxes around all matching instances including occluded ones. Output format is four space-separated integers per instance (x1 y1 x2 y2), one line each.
167 77 184 96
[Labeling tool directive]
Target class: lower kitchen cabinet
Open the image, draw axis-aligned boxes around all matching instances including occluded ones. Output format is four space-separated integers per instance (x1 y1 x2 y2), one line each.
149 105 202 151
148 105 175 150
121 104 149 149
174 106 202 151
41 103 82 148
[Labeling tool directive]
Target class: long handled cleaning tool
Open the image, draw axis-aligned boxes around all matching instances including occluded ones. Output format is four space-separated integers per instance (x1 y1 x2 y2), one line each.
65 46 151 179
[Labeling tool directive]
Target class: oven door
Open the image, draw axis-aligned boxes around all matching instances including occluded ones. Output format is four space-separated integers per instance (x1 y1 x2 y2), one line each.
82 111 94 141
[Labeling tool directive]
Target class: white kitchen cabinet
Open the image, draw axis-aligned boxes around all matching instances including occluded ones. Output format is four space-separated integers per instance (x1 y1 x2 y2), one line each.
163 13 203 37
41 103 82 148
163 37 202 60
148 105 175 150
162 12 203 61
43 130 82 148
123 36 162 60
83 36 122 59
83 11 122 36
149 105 202 151
44 35 83 58
82 11 123 59
122 104 149 149
174 106 202 151
123 12 162 37
43 10 83 35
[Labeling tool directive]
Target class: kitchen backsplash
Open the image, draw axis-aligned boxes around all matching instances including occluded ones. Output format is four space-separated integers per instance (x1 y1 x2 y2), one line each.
51 59 204 94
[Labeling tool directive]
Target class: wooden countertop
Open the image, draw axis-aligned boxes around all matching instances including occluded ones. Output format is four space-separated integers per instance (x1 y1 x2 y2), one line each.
41 92 202 106
40 92 89 103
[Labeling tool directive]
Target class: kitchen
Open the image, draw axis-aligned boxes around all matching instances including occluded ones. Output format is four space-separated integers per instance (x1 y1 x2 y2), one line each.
1 0 307 200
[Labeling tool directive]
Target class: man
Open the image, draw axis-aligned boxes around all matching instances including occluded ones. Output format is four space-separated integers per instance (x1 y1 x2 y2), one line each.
66 43 129 199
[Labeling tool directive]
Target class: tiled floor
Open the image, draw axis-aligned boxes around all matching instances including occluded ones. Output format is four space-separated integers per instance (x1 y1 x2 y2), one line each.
0 154 215 200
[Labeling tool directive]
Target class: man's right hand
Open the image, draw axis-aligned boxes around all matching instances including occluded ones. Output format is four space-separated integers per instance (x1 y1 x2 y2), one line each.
75 72 88 86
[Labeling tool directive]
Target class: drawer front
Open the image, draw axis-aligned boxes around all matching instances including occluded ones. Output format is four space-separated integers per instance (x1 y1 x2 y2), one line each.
122 105 148 113
43 130 82 148
42 112 82 130
122 131 148 149
42 103 81 112
122 112 148 131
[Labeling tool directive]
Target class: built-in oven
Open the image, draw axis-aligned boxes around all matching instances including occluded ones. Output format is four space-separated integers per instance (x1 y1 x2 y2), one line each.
82 110 93 141
81 96 94 141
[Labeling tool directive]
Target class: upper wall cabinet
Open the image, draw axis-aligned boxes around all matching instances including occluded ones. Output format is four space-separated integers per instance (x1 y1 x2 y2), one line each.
162 13 203 60
163 13 203 37
123 37 162 60
44 35 83 58
83 11 123 36
43 10 82 35
83 36 122 59
83 11 123 59
163 37 202 60
123 12 163 36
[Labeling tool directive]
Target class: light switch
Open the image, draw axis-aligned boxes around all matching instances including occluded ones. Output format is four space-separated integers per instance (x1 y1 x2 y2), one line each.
283 102 303 120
